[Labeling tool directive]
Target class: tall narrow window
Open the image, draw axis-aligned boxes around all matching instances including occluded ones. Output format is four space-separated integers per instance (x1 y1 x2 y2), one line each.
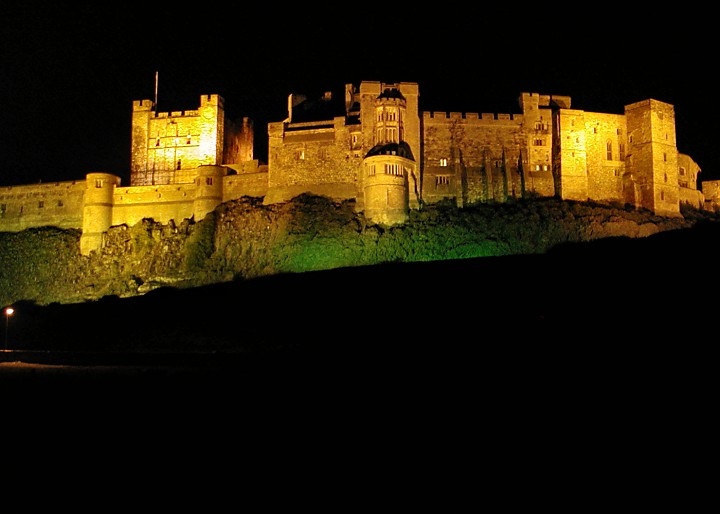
606 141 612 160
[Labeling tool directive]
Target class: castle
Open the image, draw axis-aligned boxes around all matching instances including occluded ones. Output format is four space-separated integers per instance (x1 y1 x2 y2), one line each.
1 80 716 255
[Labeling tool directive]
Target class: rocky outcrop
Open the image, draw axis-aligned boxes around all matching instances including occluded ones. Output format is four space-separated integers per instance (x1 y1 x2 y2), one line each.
0 195 713 307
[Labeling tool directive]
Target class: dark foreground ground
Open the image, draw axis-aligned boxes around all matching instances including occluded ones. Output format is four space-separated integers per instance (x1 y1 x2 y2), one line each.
2 221 717 398
3 224 715 506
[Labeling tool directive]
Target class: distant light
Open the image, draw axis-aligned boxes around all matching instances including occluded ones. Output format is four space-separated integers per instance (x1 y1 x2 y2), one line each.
4 307 13 316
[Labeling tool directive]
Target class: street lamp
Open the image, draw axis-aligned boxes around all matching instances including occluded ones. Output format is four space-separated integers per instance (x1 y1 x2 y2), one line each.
4 307 14 351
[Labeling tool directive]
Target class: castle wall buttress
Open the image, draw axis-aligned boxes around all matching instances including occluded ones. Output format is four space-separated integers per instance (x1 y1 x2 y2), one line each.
556 109 590 201
626 99 681 216
421 111 524 206
519 93 555 197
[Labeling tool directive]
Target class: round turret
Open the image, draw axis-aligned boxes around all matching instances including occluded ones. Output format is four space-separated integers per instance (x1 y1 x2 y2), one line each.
193 165 226 220
80 173 120 255
363 143 413 225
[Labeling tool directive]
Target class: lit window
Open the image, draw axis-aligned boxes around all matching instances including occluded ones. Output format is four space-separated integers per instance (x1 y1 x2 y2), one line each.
439 158 448 167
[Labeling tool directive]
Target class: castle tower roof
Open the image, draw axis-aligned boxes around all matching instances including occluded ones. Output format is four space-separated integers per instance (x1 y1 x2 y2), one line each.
366 141 415 161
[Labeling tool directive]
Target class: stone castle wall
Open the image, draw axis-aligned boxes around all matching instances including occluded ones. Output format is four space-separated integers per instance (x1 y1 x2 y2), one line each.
265 117 360 205
0 181 86 232
0 81 710 256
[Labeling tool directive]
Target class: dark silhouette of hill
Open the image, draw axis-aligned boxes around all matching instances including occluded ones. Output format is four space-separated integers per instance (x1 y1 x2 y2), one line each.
6 218 718 360
3 221 716 460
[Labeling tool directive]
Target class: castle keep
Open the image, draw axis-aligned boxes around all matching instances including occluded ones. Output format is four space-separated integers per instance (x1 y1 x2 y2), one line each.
0 80 711 254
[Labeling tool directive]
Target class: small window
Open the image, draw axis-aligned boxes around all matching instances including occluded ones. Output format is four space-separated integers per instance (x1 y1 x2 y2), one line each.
435 176 450 186
533 139 544 146
439 158 448 167
663 153 667 162
176 160 181 170
156 138 161 147
206 177 213 186
38 201 44 208
606 141 612 160
617 128 622 135
95 179 104 188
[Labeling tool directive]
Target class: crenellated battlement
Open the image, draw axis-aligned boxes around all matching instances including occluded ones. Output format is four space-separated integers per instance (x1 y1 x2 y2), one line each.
423 111 524 124
155 110 199 118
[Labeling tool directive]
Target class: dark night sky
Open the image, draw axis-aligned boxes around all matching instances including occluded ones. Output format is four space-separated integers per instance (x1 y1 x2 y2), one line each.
1 4 716 187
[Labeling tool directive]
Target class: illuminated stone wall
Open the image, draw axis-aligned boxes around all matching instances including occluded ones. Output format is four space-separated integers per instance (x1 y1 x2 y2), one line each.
0 181 85 232
266 117 361 205
421 111 524 206
0 82 708 256
130 94 253 186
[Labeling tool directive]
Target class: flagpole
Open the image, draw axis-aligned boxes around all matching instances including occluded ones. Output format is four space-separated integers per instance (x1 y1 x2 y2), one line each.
154 71 159 115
